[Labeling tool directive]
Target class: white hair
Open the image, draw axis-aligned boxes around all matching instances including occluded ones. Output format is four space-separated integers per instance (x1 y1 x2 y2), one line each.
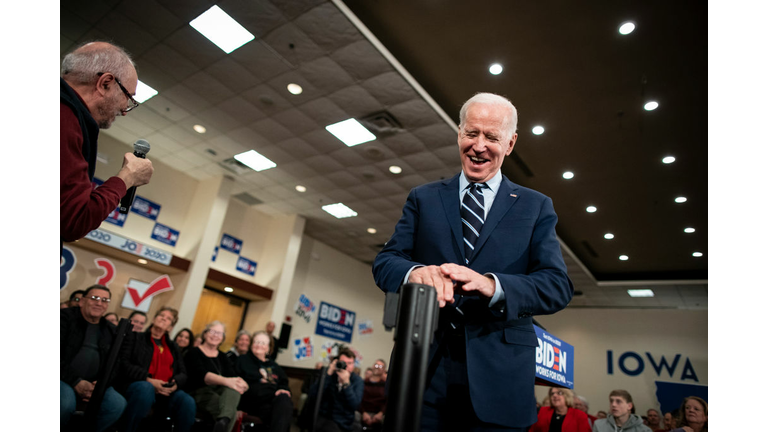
61 41 135 85
459 92 518 139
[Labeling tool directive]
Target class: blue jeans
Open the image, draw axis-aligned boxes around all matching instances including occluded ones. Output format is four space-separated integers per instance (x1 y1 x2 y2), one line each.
60 380 127 432
122 380 196 432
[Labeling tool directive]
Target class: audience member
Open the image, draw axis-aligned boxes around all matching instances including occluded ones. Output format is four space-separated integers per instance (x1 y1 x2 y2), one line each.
592 390 651 432
354 359 387 432
671 396 707 432
308 348 364 432
663 412 676 430
129 311 147 332
103 312 118 326
117 307 196 432
226 329 251 366
61 301 70 309
363 368 373 381
68 289 85 307
60 41 154 249
60 284 126 432
235 331 293 432
173 328 194 357
194 334 203 347
530 387 590 432
574 395 598 428
185 321 248 432
596 411 607 419
265 321 279 361
646 408 664 432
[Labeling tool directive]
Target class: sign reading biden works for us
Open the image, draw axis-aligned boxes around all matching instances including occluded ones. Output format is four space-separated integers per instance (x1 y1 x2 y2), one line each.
315 302 356 343
534 325 574 388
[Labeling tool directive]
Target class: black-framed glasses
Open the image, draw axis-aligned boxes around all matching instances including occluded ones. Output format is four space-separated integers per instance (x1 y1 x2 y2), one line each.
88 295 111 303
97 72 140 112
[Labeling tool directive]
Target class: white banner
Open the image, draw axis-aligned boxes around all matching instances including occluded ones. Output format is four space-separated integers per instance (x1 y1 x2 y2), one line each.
86 228 173 265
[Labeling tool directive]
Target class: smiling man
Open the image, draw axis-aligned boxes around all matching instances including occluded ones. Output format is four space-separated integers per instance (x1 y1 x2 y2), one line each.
60 285 127 432
373 92 573 431
60 41 154 250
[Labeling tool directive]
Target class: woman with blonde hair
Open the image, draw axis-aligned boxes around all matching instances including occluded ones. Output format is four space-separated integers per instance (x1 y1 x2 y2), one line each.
671 397 707 432
529 387 591 432
184 321 248 432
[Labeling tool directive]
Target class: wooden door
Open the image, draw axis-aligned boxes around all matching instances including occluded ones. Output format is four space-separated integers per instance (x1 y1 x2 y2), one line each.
190 288 246 353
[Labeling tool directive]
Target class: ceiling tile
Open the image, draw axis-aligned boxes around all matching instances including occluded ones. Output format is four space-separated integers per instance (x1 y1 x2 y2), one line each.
361 71 418 107
346 184 379 200
389 99 443 129
327 85 384 118
412 123 459 150
297 97 349 126
303 154 346 175
60 9 91 42
301 130 345 154
327 147 369 168
272 108 319 136
218 0 287 37
368 179 406 196
61 0 117 24
380 131 428 156
175 148 210 168
115 0 183 40
279 161 320 179
143 131 186 154
93 11 159 57
165 25 227 69
230 40 293 83
181 71 235 106
217 97 267 126
269 0 326 20
141 94 192 123
197 106 244 132
127 106 174 133
325 171 360 188
205 57 263 94
325 188 357 203
402 151 447 172
101 124 138 146
258 167 298 185
262 22 325 66
255 143 295 165
163 124 203 147
225 127 270 151
298 56 356 94
331 39 393 81
163 83 211 114
155 0 212 22
295 2 362 52
141 43 200 81
276 138 321 159
110 115 156 139
242 84 294 116
301 175 337 192
249 117 295 143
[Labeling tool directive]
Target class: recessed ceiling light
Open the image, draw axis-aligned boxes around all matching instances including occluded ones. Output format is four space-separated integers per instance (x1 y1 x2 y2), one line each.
662 156 676 164
234 150 276 172
137 259 148 265
489 63 503 75
604 233 614 240
627 289 654 298
619 255 629 261
692 252 703 257
367 228 377 234
619 22 636 35
325 118 376 147
287 83 303 95
193 124 207 134
586 206 597 213
675 196 687 203
562 171 574 180
532 125 545 135
389 165 403 174
644 101 659 111
322 203 358 219
684 227 695 233
224 287 234 293
189 5 255 54
135 80 158 103
295 185 307 193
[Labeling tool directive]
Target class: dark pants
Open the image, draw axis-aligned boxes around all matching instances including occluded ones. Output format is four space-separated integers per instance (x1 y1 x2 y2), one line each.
314 416 346 432
246 393 293 432
420 330 528 432
121 381 196 432
190 385 241 432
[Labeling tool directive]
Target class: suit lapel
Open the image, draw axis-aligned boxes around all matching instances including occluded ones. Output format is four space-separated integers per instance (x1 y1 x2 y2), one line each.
439 174 465 264
470 176 520 265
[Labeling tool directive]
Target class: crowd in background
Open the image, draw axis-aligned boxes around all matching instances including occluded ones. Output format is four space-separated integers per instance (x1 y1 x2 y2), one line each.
61 286 706 432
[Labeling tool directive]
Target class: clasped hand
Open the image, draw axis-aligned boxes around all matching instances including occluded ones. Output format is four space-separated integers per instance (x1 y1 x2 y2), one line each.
408 264 495 307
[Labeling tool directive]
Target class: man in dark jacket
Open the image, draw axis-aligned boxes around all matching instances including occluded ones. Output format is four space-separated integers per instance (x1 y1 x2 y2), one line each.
309 348 364 432
117 307 196 432
60 285 127 432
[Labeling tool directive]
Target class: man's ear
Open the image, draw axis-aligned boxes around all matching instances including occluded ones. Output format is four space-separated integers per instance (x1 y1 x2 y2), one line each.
506 133 518 156
95 73 114 96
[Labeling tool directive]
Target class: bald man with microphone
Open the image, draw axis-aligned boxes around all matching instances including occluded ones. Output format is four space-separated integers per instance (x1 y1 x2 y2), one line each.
60 41 154 250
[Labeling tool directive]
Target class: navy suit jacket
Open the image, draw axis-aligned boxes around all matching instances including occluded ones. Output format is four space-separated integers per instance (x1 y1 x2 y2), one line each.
372 173 573 428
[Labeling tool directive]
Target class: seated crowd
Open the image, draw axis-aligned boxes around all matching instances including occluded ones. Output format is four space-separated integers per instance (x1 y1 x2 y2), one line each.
61 284 706 432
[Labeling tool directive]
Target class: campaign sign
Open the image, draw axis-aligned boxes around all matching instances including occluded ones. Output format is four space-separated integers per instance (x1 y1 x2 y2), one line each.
87 228 173 265
534 325 574 388
122 275 174 312
130 196 161 220
293 336 314 361
104 207 127 227
61 246 77 290
294 294 317 323
220 234 243 254
315 302 356 343
151 222 180 247
236 256 257 276
212 246 219 262
358 319 373 337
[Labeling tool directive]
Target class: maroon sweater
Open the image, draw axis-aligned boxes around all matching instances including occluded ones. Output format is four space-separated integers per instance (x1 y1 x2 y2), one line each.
60 79 126 242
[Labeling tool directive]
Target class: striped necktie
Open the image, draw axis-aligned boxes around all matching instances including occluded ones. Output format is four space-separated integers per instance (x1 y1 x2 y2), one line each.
461 183 486 264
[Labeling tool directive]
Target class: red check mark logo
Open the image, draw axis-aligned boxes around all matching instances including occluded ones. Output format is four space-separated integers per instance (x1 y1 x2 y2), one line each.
127 275 174 307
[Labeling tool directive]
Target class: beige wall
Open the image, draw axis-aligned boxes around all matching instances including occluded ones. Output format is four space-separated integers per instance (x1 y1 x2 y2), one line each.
276 236 395 370
533 308 707 415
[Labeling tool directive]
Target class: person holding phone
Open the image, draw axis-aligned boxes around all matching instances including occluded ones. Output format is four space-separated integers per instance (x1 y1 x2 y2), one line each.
117 307 196 432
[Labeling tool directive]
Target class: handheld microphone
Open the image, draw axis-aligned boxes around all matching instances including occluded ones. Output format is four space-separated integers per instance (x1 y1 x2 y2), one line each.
119 139 151 214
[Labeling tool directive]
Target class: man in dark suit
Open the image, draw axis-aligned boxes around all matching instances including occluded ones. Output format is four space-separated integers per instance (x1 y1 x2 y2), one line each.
373 92 573 431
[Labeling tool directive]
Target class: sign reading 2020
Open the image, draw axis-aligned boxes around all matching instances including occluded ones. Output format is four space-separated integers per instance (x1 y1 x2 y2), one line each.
315 301 356 343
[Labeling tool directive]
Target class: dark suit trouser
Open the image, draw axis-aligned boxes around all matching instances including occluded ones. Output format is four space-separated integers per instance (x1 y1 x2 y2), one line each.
420 328 527 432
